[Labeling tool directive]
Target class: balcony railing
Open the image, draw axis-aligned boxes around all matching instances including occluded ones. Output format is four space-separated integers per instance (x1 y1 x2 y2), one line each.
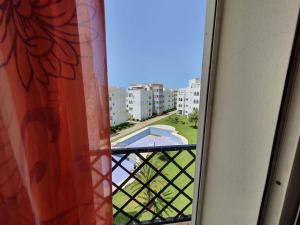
112 144 197 225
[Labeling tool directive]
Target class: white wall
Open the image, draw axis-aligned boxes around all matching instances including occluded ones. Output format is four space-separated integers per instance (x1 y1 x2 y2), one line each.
127 84 174 120
176 79 200 116
127 89 152 120
177 89 186 115
196 1 300 225
109 87 128 126
163 88 174 111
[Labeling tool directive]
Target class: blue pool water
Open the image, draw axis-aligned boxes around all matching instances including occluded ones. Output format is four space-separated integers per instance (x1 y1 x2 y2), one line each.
112 126 185 185
112 155 135 185
114 127 184 148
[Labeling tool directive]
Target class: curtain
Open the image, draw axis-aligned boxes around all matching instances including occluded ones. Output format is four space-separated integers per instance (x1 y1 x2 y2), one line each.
0 1 112 225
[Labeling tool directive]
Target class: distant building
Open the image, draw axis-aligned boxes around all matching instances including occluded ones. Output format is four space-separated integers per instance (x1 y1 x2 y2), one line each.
177 78 201 116
151 84 165 115
109 87 128 126
127 84 153 120
163 87 175 111
126 83 175 120
172 90 178 108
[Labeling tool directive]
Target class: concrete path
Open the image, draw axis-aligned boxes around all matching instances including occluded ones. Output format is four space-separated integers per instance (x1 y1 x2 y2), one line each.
110 110 176 142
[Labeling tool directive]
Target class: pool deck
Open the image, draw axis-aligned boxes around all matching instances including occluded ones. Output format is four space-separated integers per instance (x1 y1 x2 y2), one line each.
110 111 176 142
112 124 188 148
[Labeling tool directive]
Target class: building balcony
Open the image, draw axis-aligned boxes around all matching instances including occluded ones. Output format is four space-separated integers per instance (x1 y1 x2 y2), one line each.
110 144 196 225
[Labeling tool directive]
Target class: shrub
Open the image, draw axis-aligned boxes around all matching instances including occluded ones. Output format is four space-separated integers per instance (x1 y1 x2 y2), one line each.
188 109 199 127
174 116 179 123
110 122 134 134
158 153 169 161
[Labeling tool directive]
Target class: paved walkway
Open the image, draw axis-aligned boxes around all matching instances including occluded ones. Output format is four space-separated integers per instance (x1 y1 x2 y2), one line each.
110 110 176 142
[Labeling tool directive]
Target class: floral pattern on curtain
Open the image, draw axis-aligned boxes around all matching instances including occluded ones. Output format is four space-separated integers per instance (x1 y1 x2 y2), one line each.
0 0 112 225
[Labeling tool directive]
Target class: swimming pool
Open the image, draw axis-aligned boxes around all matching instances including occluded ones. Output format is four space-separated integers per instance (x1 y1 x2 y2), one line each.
112 155 135 185
113 125 187 148
112 125 187 185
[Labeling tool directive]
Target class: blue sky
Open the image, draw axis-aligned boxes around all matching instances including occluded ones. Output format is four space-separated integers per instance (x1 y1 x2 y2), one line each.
104 0 207 89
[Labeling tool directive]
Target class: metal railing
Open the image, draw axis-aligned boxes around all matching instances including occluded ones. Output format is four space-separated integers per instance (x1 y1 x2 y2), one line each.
112 144 197 225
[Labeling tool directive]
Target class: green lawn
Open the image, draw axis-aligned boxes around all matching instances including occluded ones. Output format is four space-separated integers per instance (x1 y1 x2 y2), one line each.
113 114 198 224
150 114 198 144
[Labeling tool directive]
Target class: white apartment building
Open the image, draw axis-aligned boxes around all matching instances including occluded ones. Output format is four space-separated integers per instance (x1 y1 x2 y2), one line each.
109 87 128 126
127 84 153 120
126 83 175 120
151 84 165 115
173 90 178 107
177 78 201 116
163 87 175 111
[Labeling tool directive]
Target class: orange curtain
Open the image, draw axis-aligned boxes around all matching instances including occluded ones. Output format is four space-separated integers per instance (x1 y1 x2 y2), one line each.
0 1 112 225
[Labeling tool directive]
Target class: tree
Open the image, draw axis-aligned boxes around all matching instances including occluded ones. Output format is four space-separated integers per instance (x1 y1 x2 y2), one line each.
174 116 179 123
188 109 199 127
130 163 172 218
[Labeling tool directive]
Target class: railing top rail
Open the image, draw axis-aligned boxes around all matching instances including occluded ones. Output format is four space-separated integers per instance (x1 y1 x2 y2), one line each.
134 215 192 225
111 144 197 154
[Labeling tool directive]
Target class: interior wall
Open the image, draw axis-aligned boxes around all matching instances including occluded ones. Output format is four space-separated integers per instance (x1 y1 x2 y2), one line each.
198 1 300 225
263 51 300 225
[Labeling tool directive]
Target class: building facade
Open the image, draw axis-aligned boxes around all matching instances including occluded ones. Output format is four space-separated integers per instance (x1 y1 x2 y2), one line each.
177 78 201 116
126 83 175 120
127 84 153 120
163 87 175 111
151 84 165 115
172 90 178 108
109 87 128 126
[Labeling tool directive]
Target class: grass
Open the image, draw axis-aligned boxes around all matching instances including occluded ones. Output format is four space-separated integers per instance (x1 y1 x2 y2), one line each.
151 114 198 144
112 114 198 224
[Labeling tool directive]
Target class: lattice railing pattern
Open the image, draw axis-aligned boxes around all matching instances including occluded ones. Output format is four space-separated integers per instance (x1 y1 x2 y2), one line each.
111 145 197 225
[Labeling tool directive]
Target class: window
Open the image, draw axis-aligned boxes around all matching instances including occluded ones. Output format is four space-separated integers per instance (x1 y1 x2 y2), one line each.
105 0 207 223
